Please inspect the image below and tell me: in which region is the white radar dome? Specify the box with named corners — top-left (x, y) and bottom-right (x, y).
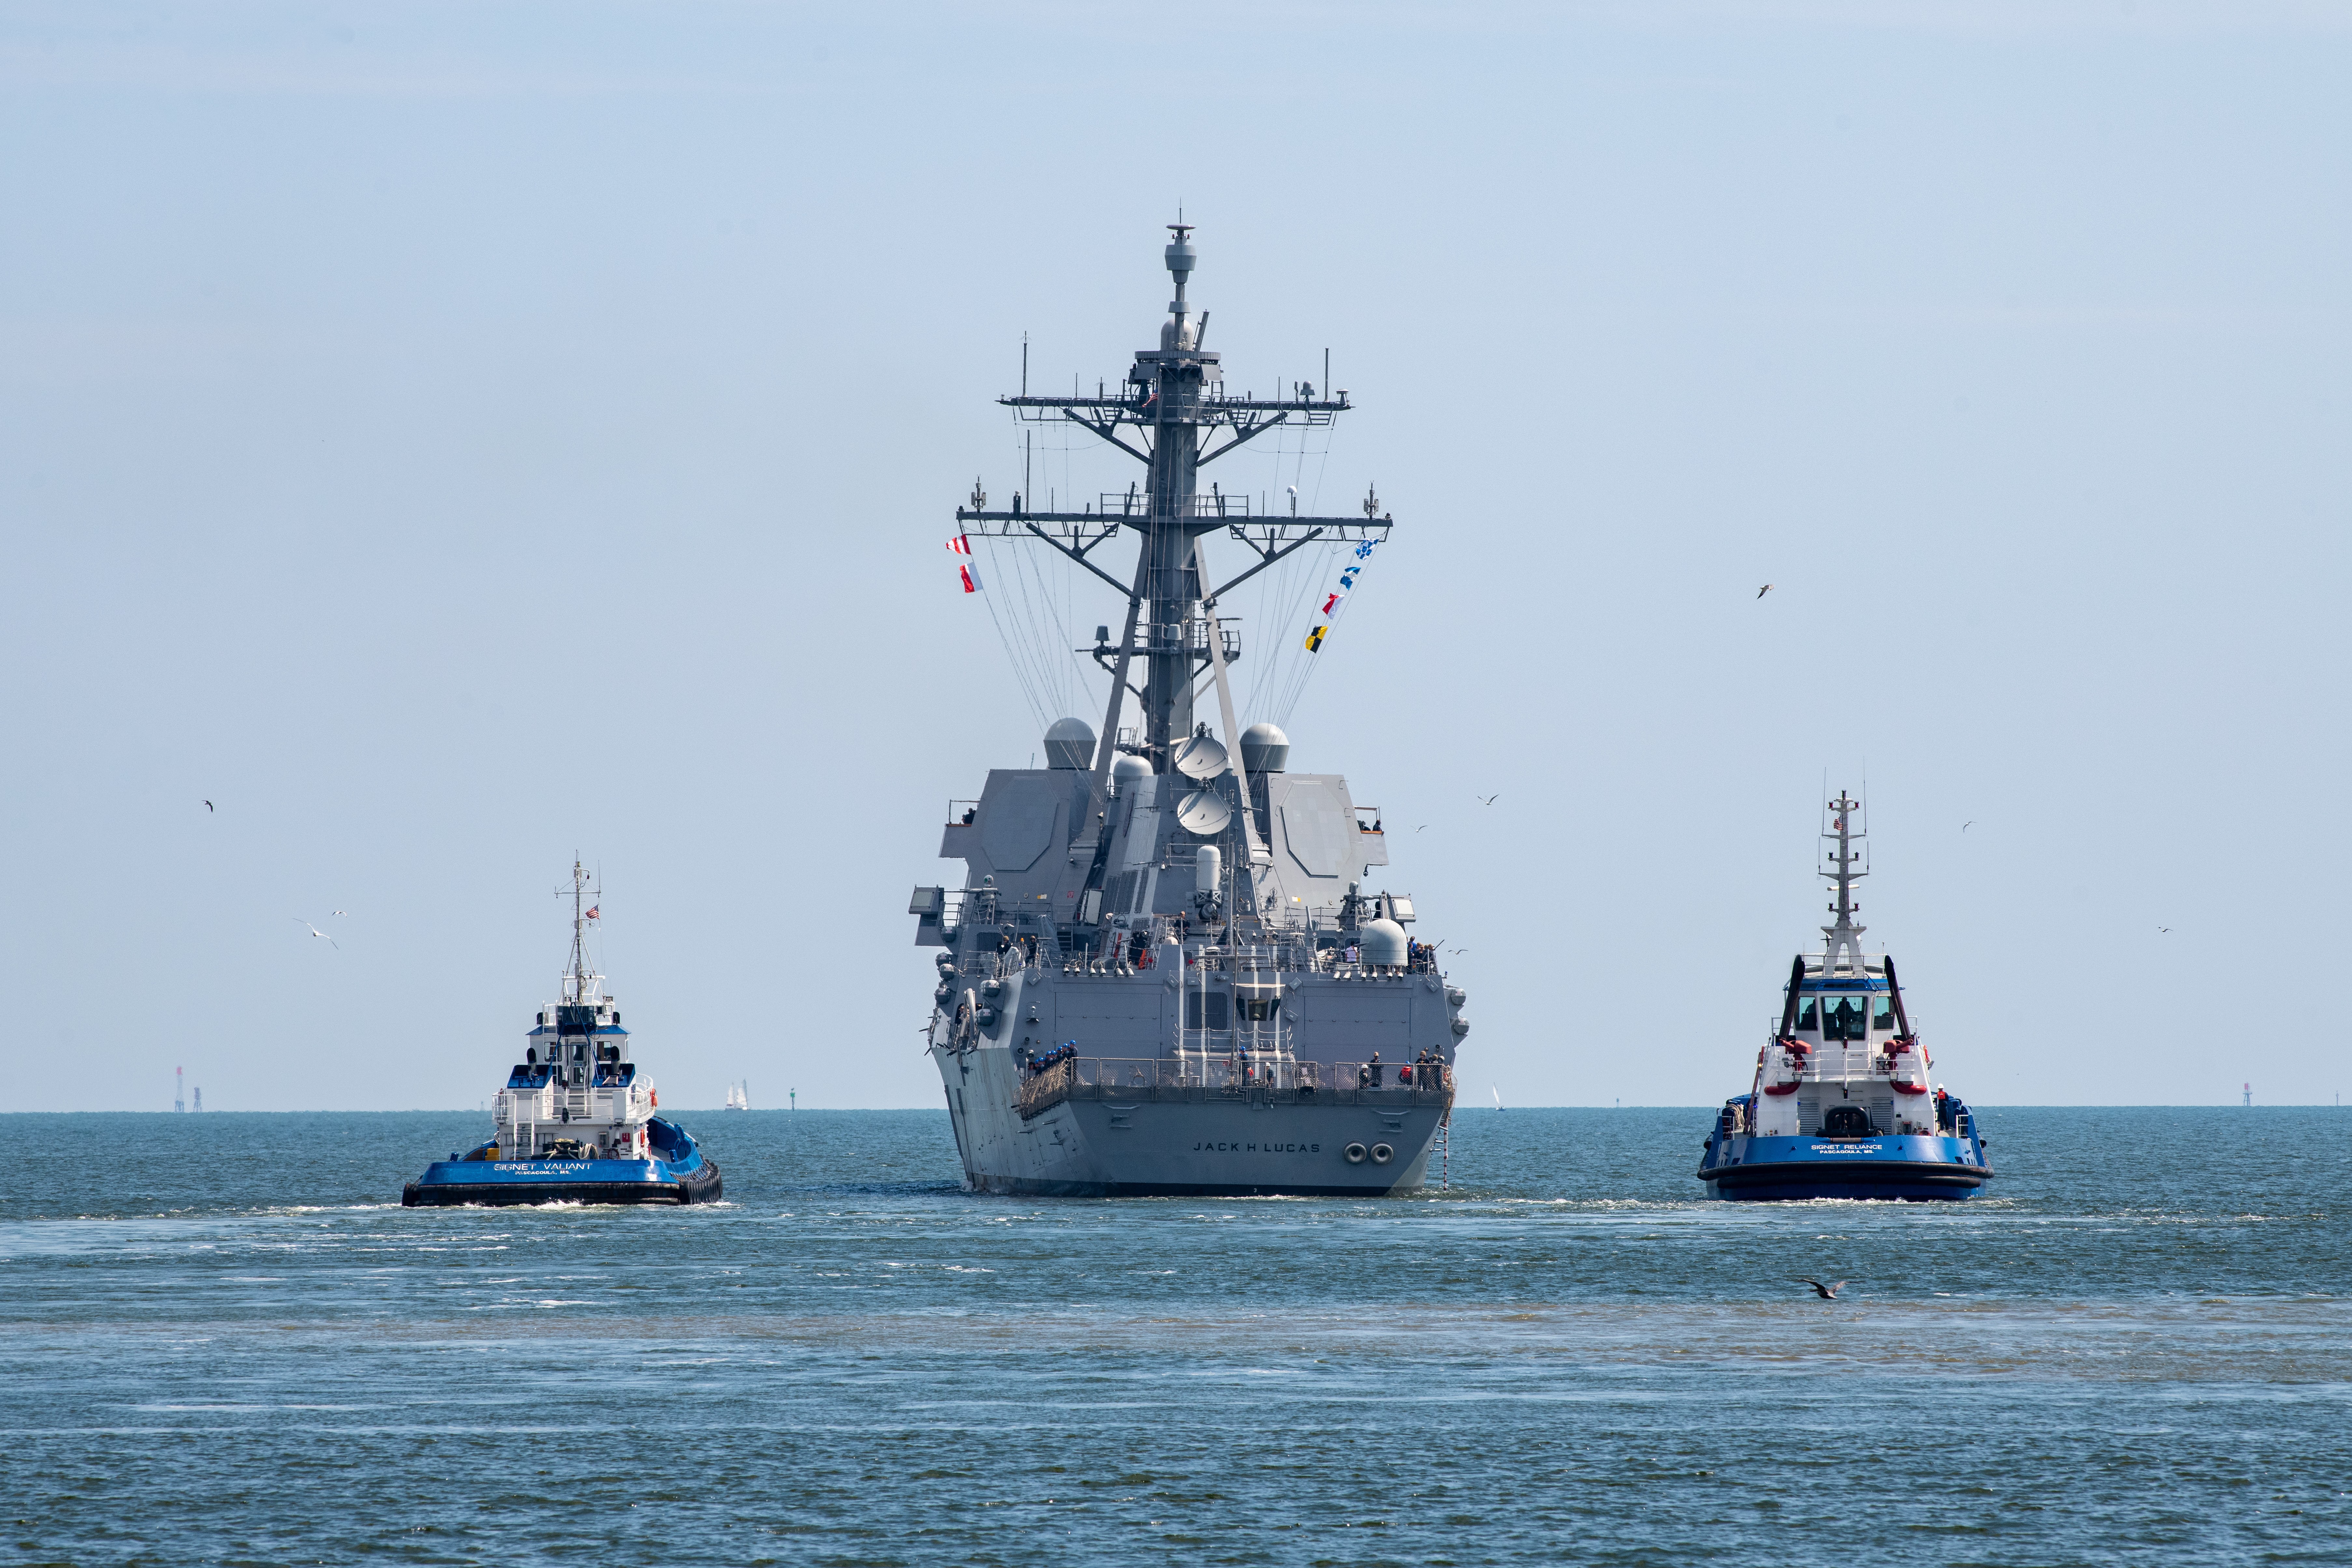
top-left (1360, 918), bottom-right (1409, 969)
top-left (1043, 716), bottom-right (1095, 770)
top-left (1240, 722), bottom-right (1290, 774)
top-left (1110, 754), bottom-right (1151, 794)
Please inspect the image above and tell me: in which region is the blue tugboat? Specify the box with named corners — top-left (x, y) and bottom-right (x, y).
top-left (403, 864), bottom-right (722, 1207)
top-left (1698, 795), bottom-right (1990, 1201)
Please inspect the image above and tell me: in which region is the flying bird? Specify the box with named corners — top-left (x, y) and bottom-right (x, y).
top-left (1477, 794), bottom-right (1500, 806)
top-left (1757, 584), bottom-right (1773, 599)
top-left (2158, 926), bottom-right (2170, 934)
top-left (1415, 824), bottom-right (1428, 833)
top-left (1797, 1278), bottom-right (1850, 1300)
top-left (1962, 821), bottom-right (1973, 832)
top-left (331, 910), bottom-right (348, 917)
top-left (294, 918), bottom-right (338, 950)
top-left (203, 800), bottom-right (214, 812)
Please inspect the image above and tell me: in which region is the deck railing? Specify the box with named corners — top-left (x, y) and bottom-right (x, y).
top-left (1016, 1056), bottom-right (1452, 1120)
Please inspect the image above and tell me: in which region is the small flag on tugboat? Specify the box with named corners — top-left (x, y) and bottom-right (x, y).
top-left (946, 534), bottom-right (975, 556)
top-left (1305, 625), bottom-right (1328, 653)
top-left (958, 561), bottom-right (983, 594)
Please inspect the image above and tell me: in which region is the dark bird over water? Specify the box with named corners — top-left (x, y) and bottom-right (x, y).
top-left (204, 800), bottom-right (214, 812)
top-left (1798, 1278), bottom-right (1850, 1300)
top-left (1757, 584), bottom-right (1773, 599)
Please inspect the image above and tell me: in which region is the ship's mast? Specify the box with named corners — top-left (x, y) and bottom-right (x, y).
top-left (561, 859), bottom-right (601, 1004)
top-left (1819, 792), bottom-right (1868, 977)
top-left (955, 223), bottom-right (1392, 928)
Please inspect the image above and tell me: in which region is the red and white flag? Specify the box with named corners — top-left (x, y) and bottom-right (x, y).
top-left (584, 905), bottom-right (600, 921)
top-left (1320, 591), bottom-right (1344, 616)
top-left (958, 562), bottom-right (983, 594)
top-left (946, 534), bottom-right (975, 556)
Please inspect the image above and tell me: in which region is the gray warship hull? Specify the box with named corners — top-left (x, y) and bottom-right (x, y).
top-left (915, 223), bottom-right (1467, 1197)
top-left (933, 1029), bottom-right (1452, 1199)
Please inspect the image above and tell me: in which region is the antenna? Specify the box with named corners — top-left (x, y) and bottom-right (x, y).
top-left (1819, 790), bottom-right (1868, 976)
top-left (558, 859), bottom-right (604, 1004)
top-left (174, 1066), bottom-right (185, 1114)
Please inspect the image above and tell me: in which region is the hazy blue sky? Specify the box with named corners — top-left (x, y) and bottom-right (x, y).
top-left (4, 2), bottom-right (2346, 1111)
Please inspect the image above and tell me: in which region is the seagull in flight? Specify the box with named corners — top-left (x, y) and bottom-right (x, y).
top-left (331, 910), bottom-right (348, 918)
top-left (294, 918), bottom-right (339, 950)
top-left (203, 800), bottom-right (214, 813)
top-left (1477, 794), bottom-right (1500, 806)
top-left (1757, 584), bottom-right (1773, 599)
top-left (2158, 926), bottom-right (2170, 934)
top-left (1797, 1278), bottom-right (1850, 1300)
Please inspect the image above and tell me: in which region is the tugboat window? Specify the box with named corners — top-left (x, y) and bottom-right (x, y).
top-left (1795, 997), bottom-right (1821, 1032)
top-left (1872, 996), bottom-right (1897, 1033)
top-left (1823, 996), bottom-right (1869, 1041)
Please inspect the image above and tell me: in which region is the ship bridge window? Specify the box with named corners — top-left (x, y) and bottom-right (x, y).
top-left (1823, 996), bottom-right (1869, 1041)
top-left (1238, 994), bottom-right (1280, 1022)
top-left (1795, 998), bottom-right (1820, 1033)
top-left (1873, 996), bottom-right (1897, 1033)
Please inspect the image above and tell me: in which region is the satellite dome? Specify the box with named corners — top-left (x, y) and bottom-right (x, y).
top-left (1043, 716), bottom-right (1095, 770)
top-left (1240, 722), bottom-right (1290, 774)
top-left (1110, 754), bottom-right (1151, 794)
top-left (1359, 917), bottom-right (1409, 969)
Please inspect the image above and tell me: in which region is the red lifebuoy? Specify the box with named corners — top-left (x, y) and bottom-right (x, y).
top-left (1890, 1080), bottom-right (1928, 1095)
top-left (1763, 1080), bottom-right (1801, 1096)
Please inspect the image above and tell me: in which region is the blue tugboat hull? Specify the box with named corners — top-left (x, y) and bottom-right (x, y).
top-left (402, 1134), bottom-right (721, 1207)
top-left (1699, 1134), bottom-right (1987, 1202)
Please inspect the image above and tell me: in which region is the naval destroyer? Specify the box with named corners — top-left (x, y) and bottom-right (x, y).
top-left (913, 225), bottom-right (1466, 1196)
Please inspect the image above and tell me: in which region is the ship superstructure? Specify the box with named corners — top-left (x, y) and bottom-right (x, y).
top-left (913, 225), bottom-right (1466, 1196)
top-left (404, 864), bottom-right (721, 1206)
top-left (1697, 796), bottom-right (1990, 1200)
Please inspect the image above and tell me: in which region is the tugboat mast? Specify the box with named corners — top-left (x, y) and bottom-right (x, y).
top-left (1820, 792), bottom-right (1868, 978)
top-left (955, 222), bottom-right (1393, 936)
top-left (561, 859), bottom-right (601, 1005)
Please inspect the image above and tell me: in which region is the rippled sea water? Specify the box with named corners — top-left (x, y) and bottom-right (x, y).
top-left (5, 1106), bottom-right (2347, 1566)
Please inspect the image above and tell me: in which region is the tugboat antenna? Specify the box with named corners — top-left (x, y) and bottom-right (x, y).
top-left (1820, 791), bottom-right (1868, 977)
top-left (559, 858), bottom-right (602, 1004)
